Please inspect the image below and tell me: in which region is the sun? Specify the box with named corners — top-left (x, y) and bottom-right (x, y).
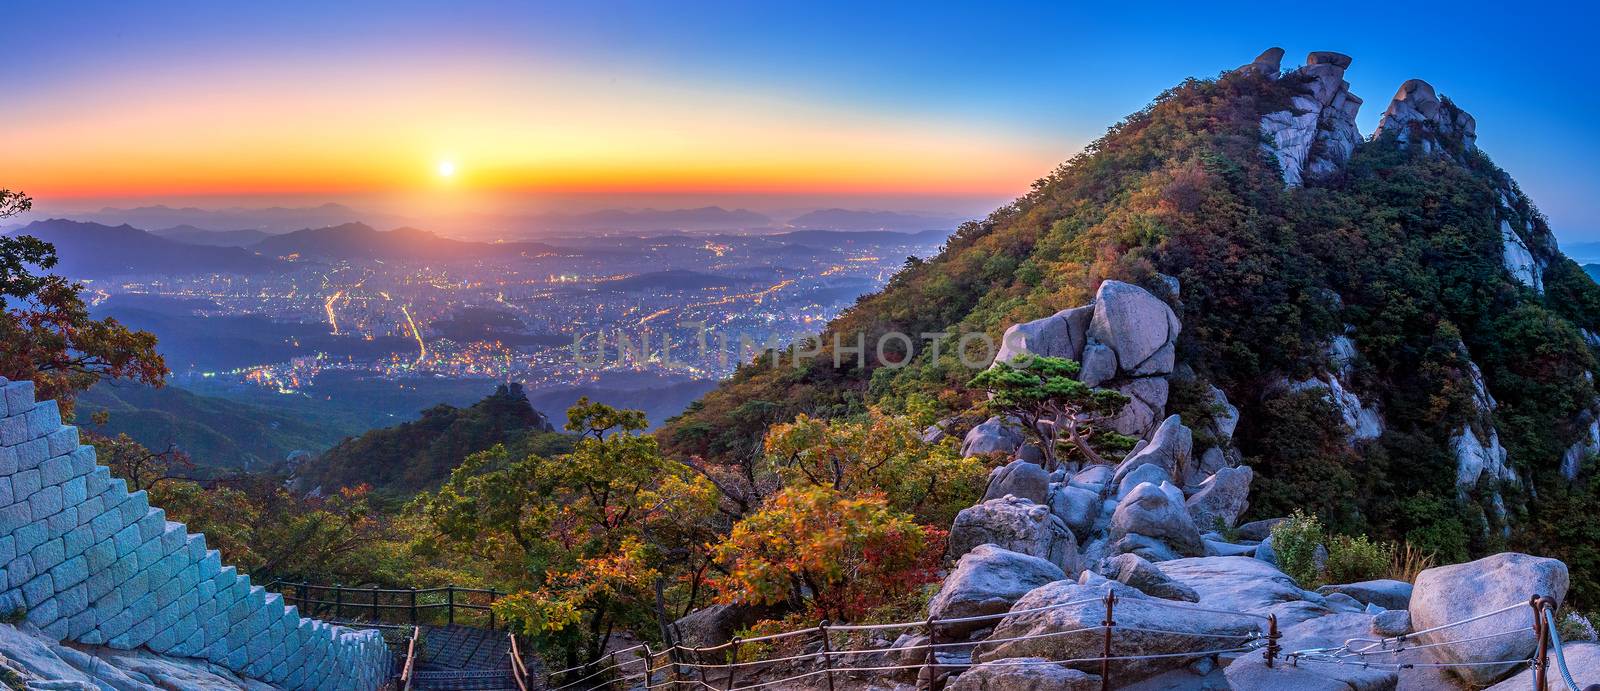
top-left (436, 160), bottom-right (456, 177)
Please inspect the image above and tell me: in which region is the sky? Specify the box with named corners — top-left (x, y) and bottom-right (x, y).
top-left (3, 1), bottom-right (1597, 241)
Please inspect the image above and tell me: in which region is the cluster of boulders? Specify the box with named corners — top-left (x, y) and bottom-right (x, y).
top-left (918, 277), bottom-right (1590, 690)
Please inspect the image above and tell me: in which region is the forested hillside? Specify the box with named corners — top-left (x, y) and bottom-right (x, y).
top-left (292, 383), bottom-right (569, 495)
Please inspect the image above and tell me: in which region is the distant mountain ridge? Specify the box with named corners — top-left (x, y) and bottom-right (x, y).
top-left (154, 225), bottom-right (276, 247)
top-left (250, 222), bottom-right (562, 262)
top-left (9, 219), bottom-right (284, 277)
top-left (785, 208), bottom-right (968, 232)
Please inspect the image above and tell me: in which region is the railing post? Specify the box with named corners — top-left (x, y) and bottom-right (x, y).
top-left (1265, 613), bottom-right (1280, 668)
top-left (490, 589), bottom-right (498, 630)
top-left (334, 586), bottom-right (344, 621)
top-left (409, 587), bottom-right (417, 625)
top-left (818, 619), bottom-right (835, 691)
top-left (692, 646), bottom-right (707, 685)
top-left (1533, 595), bottom-right (1550, 691)
top-left (922, 615), bottom-right (940, 691)
top-left (724, 637), bottom-right (741, 691)
top-left (1100, 590), bottom-right (1116, 691)
top-left (371, 584), bottom-right (380, 623)
top-left (447, 586), bottom-right (455, 625)
top-left (643, 643), bottom-right (655, 688)
top-left (607, 650), bottom-right (620, 691)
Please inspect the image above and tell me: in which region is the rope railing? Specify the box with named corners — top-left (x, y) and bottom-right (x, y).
top-left (548, 589), bottom-right (1596, 691)
top-left (546, 590), bottom-right (1278, 691)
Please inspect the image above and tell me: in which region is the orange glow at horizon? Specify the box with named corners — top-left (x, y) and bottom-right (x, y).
top-left (1, 55), bottom-right (1072, 205)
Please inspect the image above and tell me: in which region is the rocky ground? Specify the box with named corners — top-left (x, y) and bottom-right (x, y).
top-left (0, 620), bottom-right (279, 690)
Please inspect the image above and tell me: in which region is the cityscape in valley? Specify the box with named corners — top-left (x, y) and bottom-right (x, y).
top-left (7, 213), bottom-right (955, 436)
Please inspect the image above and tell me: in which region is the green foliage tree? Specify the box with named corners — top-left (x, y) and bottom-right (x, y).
top-left (418, 398), bottom-right (718, 665)
top-left (966, 354), bottom-right (1130, 469)
top-left (761, 408), bottom-right (987, 526)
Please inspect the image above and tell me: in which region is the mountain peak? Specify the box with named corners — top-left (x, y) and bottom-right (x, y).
top-left (1257, 48), bottom-right (1363, 186)
top-left (1375, 78), bottom-right (1478, 152)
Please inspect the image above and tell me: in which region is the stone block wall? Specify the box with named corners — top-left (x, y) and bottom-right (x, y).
top-left (0, 377), bottom-right (391, 690)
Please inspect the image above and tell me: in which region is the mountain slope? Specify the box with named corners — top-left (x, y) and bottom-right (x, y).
top-left (661, 48), bottom-right (1600, 594)
top-left (9, 219), bottom-right (284, 277)
top-left (79, 383), bottom-right (360, 472)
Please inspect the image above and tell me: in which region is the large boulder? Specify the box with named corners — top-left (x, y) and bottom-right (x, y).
top-left (1087, 281), bottom-right (1180, 376)
top-left (946, 659), bottom-right (1100, 691)
top-left (1484, 642), bottom-right (1600, 690)
top-left (994, 305), bottom-right (1095, 365)
top-left (1225, 652), bottom-right (1396, 691)
top-left (929, 545), bottom-right (1066, 639)
top-left (1047, 483), bottom-right (1100, 537)
top-left (1156, 556), bottom-right (1308, 616)
top-left (974, 581), bottom-right (1259, 684)
top-left (1109, 377), bottom-right (1169, 436)
top-left (1410, 552), bottom-right (1569, 686)
top-left (1111, 415), bottom-right (1192, 486)
top-left (984, 459), bottom-right (1051, 505)
top-left (949, 496), bottom-right (1078, 573)
top-left (1185, 465), bottom-right (1253, 531)
top-left (1316, 580), bottom-right (1413, 611)
top-left (1236, 518), bottom-right (1284, 542)
top-left (1079, 342), bottom-right (1117, 387)
top-left (963, 417), bottom-right (1026, 457)
top-left (1069, 464), bottom-right (1113, 493)
top-left (1108, 482), bottom-right (1204, 561)
top-left (673, 603), bottom-right (768, 647)
top-left (1115, 463), bottom-right (1171, 500)
top-left (1100, 553), bottom-right (1199, 602)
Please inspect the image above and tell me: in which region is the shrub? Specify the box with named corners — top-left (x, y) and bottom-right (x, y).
top-left (1325, 534), bottom-right (1396, 584)
top-left (1270, 510), bottom-right (1325, 587)
top-left (1386, 541), bottom-right (1437, 583)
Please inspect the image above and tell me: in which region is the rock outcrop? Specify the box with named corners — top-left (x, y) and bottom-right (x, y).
top-left (948, 496), bottom-right (1077, 573)
top-left (1258, 50), bottom-right (1363, 186)
top-left (974, 581), bottom-right (1259, 683)
top-left (1410, 553), bottom-right (1569, 686)
top-left (1185, 465), bottom-right (1252, 530)
top-left (1374, 78), bottom-right (1477, 153)
top-left (1108, 482), bottom-right (1205, 561)
top-left (983, 459), bottom-right (1051, 505)
top-left (993, 280), bottom-right (1179, 436)
top-left (1099, 553), bottom-right (1199, 602)
top-left (1110, 415), bottom-right (1191, 487)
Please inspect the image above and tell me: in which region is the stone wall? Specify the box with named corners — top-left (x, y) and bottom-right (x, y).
top-left (0, 377), bottom-right (391, 690)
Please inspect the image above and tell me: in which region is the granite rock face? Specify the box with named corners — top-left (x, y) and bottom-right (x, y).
top-left (0, 378), bottom-right (390, 691)
top-left (1258, 51), bottom-right (1363, 186)
top-left (1375, 78), bottom-right (1477, 152)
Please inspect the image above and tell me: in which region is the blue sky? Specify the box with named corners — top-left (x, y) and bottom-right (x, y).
top-left (4, 1), bottom-right (1597, 242)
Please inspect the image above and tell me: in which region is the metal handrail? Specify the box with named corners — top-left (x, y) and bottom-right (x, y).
top-left (400, 626), bottom-right (420, 691)
top-left (266, 581), bottom-right (503, 628)
top-left (509, 632), bottom-right (531, 691)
